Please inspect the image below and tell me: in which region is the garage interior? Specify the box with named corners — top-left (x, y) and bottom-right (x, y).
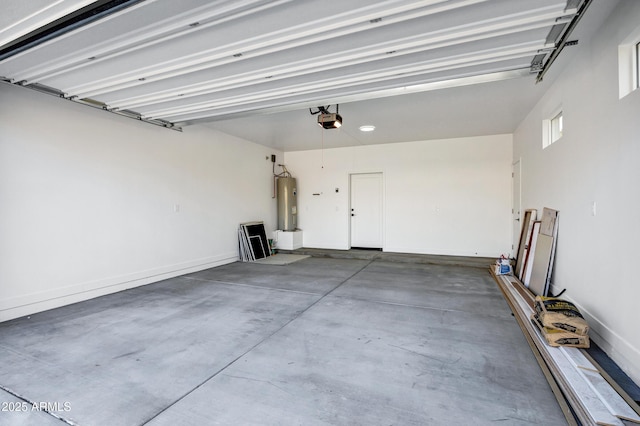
top-left (1, 0), bottom-right (640, 425)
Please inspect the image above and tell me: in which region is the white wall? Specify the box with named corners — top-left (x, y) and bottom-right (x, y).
top-left (513, 0), bottom-right (640, 384)
top-left (0, 83), bottom-right (279, 321)
top-left (284, 135), bottom-right (513, 257)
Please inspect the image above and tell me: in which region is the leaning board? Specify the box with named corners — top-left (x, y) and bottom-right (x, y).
top-left (515, 209), bottom-right (537, 279)
top-left (529, 233), bottom-right (554, 296)
top-left (522, 221), bottom-right (541, 287)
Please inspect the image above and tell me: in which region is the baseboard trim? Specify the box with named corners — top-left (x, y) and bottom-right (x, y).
top-left (383, 246), bottom-right (502, 258)
top-left (548, 283), bottom-right (640, 386)
top-left (0, 253), bottom-right (237, 322)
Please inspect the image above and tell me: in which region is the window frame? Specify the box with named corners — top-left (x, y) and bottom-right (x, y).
top-left (550, 111), bottom-right (563, 144)
top-left (542, 108), bottom-right (563, 149)
top-left (618, 28), bottom-right (640, 98)
top-left (636, 41), bottom-right (640, 90)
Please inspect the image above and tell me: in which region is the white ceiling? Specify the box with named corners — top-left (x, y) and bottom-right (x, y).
top-left (0, 0), bottom-right (615, 151)
top-left (206, 75), bottom-right (543, 151)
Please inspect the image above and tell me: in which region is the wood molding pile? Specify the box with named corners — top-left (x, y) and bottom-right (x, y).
top-left (491, 270), bottom-right (640, 426)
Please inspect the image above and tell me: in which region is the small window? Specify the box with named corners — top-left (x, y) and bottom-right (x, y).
top-left (618, 27), bottom-right (640, 98)
top-left (636, 41), bottom-right (640, 89)
top-left (542, 110), bottom-right (563, 149)
top-left (551, 111), bottom-right (563, 143)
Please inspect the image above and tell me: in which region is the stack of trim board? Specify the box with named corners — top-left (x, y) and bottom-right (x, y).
top-left (532, 296), bottom-right (590, 348)
top-left (492, 271), bottom-right (640, 426)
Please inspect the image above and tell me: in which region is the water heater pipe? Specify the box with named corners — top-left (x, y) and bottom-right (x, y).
top-left (273, 164), bottom-right (292, 198)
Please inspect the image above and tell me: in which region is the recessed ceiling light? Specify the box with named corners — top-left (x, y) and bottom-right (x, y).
top-left (359, 125), bottom-right (376, 132)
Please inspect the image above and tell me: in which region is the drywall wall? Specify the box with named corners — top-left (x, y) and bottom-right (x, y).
top-left (513, 0), bottom-right (640, 384)
top-left (284, 135), bottom-right (512, 257)
top-left (0, 83), bottom-right (279, 321)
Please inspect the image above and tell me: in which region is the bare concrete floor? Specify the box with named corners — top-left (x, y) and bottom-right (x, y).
top-left (0, 257), bottom-right (567, 425)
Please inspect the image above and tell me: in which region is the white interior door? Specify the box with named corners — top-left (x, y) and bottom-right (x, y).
top-left (512, 160), bottom-right (522, 257)
top-left (350, 173), bottom-right (383, 248)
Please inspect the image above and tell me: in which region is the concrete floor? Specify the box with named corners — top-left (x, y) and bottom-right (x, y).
top-left (0, 256), bottom-right (567, 425)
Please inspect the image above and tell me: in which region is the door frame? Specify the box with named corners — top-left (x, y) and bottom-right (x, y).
top-left (512, 159), bottom-right (522, 257)
top-left (349, 172), bottom-right (384, 249)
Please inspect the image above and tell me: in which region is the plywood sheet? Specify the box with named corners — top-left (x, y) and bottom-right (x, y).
top-left (529, 233), bottom-right (554, 296)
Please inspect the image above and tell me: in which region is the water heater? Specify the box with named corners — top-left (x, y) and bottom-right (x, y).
top-left (277, 177), bottom-right (297, 231)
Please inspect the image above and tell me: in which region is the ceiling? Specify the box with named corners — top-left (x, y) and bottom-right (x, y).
top-left (0, 0), bottom-right (613, 151)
